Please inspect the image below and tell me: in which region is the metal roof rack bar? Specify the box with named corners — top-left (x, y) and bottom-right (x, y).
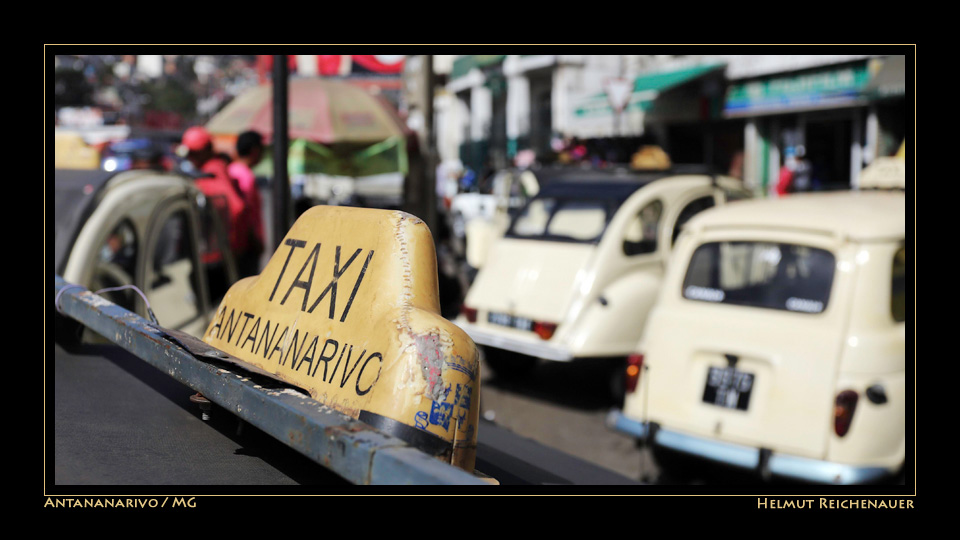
top-left (52, 275), bottom-right (487, 485)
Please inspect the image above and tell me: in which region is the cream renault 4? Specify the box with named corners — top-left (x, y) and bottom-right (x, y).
top-left (608, 171), bottom-right (907, 484)
top-left (454, 166), bottom-right (748, 393)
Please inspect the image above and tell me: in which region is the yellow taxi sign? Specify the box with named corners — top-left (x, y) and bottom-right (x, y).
top-left (203, 206), bottom-right (481, 472)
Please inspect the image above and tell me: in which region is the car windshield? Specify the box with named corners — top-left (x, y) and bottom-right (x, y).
top-left (506, 196), bottom-right (617, 243)
top-left (682, 241), bottom-right (835, 314)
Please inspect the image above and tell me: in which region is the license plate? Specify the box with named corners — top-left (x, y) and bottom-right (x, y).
top-left (702, 366), bottom-right (754, 411)
top-left (488, 311), bottom-right (533, 332)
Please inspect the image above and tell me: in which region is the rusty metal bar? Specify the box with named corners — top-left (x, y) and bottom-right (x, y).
top-left (53, 275), bottom-right (486, 485)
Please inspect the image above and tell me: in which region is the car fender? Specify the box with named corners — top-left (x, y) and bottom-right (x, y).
top-left (563, 270), bottom-right (663, 358)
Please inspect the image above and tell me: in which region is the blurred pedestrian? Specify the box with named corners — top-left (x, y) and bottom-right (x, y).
top-left (792, 145), bottom-right (812, 192)
top-left (229, 130), bottom-right (267, 277)
top-left (570, 137), bottom-right (587, 163)
top-left (776, 147), bottom-right (797, 197)
top-left (180, 126), bottom-right (245, 270)
top-left (460, 168), bottom-right (477, 192)
top-left (728, 150), bottom-right (744, 180)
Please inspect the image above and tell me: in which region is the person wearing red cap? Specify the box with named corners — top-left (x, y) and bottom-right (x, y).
top-left (181, 126), bottom-right (249, 281)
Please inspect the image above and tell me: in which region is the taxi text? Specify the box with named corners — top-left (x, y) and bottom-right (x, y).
top-left (209, 306), bottom-right (382, 396)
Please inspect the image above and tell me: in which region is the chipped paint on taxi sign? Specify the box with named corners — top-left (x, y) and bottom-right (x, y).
top-left (202, 206), bottom-right (481, 472)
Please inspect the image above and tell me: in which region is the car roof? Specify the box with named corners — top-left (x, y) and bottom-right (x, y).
top-left (538, 178), bottom-right (654, 200)
top-left (686, 191), bottom-right (906, 241)
top-left (532, 163), bottom-right (713, 181)
top-left (533, 166), bottom-right (705, 200)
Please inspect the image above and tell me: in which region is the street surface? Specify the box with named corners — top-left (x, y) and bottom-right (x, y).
top-left (52, 341), bottom-right (348, 486)
top-left (476, 354), bottom-right (649, 481)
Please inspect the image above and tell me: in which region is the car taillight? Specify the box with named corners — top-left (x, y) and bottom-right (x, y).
top-left (533, 321), bottom-right (557, 340)
top-left (460, 305), bottom-right (477, 323)
top-left (625, 353), bottom-right (644, 394)
top-left (834, 390), bottom-right (858, 437)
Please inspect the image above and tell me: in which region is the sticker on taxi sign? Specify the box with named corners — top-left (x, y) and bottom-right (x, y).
top-left (203, 206), bottom-right (481, 472)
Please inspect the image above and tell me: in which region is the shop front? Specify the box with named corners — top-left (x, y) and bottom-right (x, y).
top-left (725, 56), bottom-right (905, 195)
top-left (449, 55), bottom-right (508, 177)
top-left (567, 62), bottom-right (729, 165)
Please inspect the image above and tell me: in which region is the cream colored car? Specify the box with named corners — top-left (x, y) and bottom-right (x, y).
top-left (608, 187), bottom-right (906, 484)
top-left (55, 169), bottom-right (237, 339)
top-left (454, 167), bottom-right (748, 393)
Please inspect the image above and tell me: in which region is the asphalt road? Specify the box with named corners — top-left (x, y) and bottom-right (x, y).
top-left (476, 354), bottom-right (647, 480)
top-left (51, 340), bottom-right (349, 486)
top-left (51, 336), bottom-right (641, 487)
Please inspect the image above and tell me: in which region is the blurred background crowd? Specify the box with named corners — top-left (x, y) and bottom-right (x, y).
top-left (53, 53), bottom-right (907, 310)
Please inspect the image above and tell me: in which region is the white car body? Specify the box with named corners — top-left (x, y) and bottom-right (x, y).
top-left (455, 168), bottom-right (748, 380)
top-left (610, 187), bottom-right (906, 484)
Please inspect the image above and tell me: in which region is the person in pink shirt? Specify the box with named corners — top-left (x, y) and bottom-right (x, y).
top-left (228, 130), bottom-right (266, 277)
top-left (181, 126), bottom-right (245, 261)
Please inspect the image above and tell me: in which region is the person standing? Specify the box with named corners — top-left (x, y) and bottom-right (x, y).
top-left (792, 145), bottom-right (812, 193)
top-left (228, 130), bottom-right (266, 277)
top-left (181, 126), bottom-right (246, 272)
top-left (776, 147), bottom-right (798, 197)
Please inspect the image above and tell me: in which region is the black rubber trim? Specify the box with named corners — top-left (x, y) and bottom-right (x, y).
top-left (359, 410), bottom-right (453, 457)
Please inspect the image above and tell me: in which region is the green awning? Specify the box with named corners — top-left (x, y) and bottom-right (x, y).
top-left (450, 55), bottom-right (506, 80)
top-left (633, 63), bottom-right (725, 93)
top-left (574, 63), bottom-right (724, 118)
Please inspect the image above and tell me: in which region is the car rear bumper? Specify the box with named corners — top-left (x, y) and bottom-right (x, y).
top-left (606, 409), bottom-right (892, 484)
top-left (455, 321), bottom-right (574, 361)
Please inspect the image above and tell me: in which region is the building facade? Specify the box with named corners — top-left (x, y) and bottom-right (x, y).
top-left (430, 53), bottom-right (907, 195)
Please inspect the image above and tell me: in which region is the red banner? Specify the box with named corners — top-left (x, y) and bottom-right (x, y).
top-left (317, 55), bottom-right (343, 75)
top-left (256, 55), bottom-right (404, 80)
top-left (350, 55), bottom-right (405, 74)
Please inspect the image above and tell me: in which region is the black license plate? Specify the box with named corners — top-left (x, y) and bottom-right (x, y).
top-left (487, 311), bottom-right (533, 332)
top-left (703, 366), bottom-right (754, 411)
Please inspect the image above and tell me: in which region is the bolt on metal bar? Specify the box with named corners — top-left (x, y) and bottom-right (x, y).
top-left (53, 275), bottom-right (487, 485)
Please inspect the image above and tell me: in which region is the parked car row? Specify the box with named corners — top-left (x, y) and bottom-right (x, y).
top-left (454, 165), bottom-right (749, 399)
top-left (451, 158), bottom-right (907, 484)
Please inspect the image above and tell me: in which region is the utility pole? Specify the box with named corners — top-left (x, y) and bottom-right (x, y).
top-left (272, 55), bottom-right (291, 250)
top-left (403, 55), bottom-right (438, 233)
top-left (424, 55), bottom-right (438, 234)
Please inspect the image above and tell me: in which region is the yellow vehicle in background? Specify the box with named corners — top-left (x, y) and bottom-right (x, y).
top-left (54, 131), bottom-right (100, 170)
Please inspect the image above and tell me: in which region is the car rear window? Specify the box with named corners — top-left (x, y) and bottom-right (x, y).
top-left (507, 197), bottom-right (617, 243)
top-left (682, 241), bottom-right (835, 314)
